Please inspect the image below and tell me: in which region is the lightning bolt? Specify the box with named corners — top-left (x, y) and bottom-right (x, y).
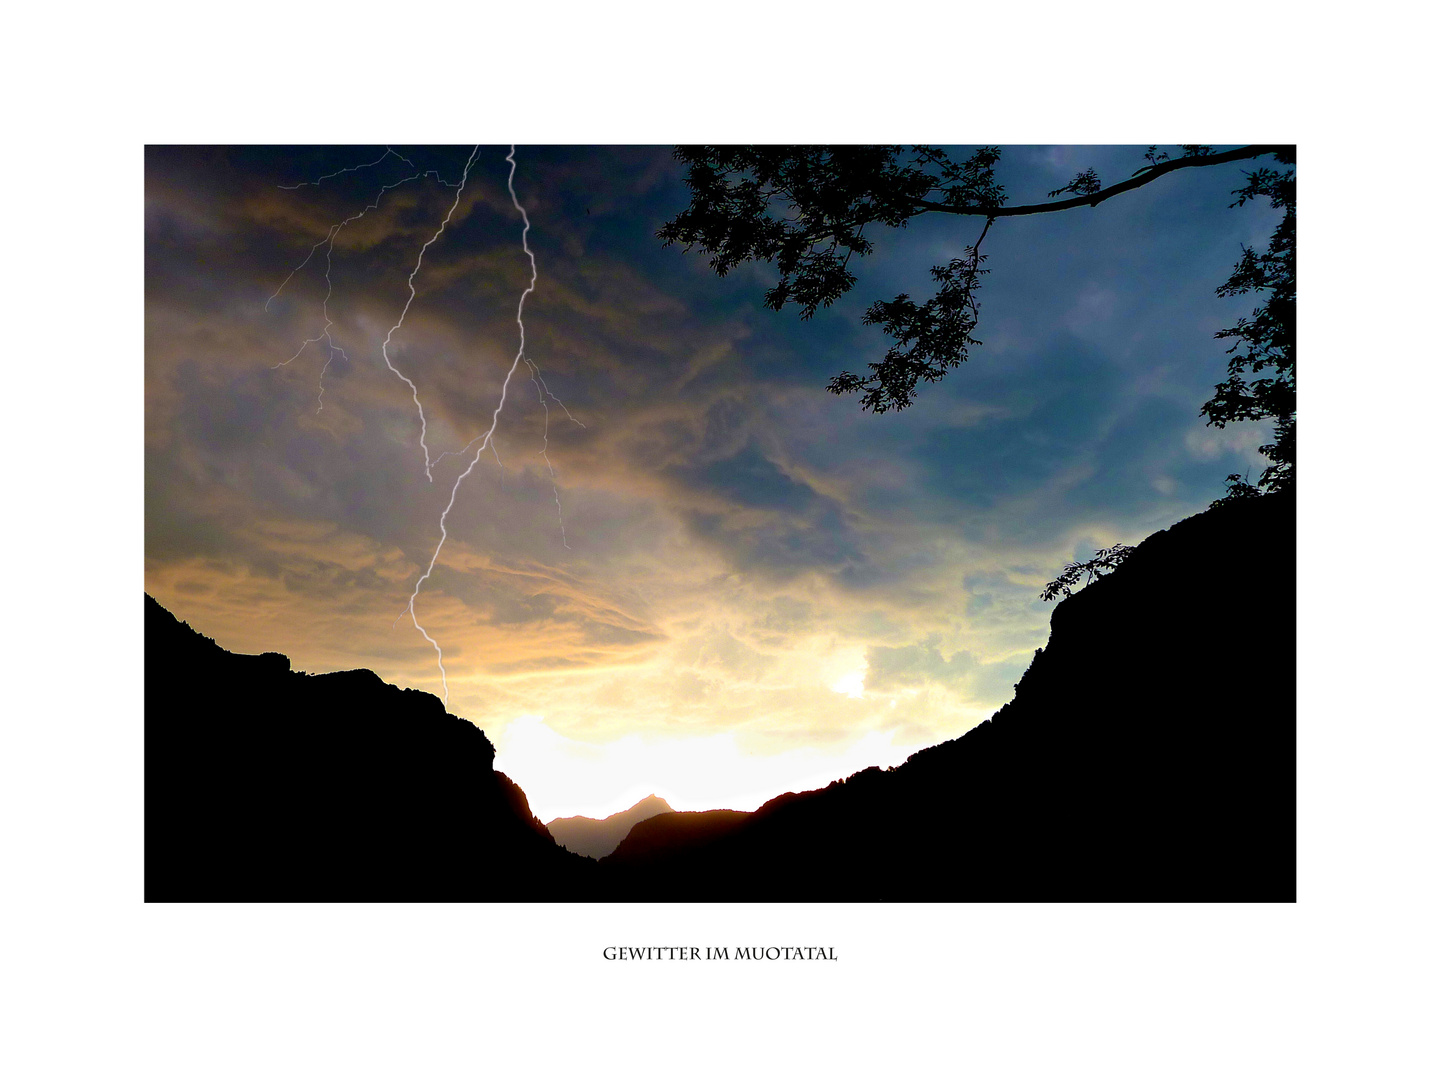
top-left (378, 145), bottom-right (481, 482)
top-left (526, 357), bottom-right (586, 549)
top-left (277, 147), bottom-right (404, 191)
top-left (314, 342), bottom-right (347, 414)
top-left (400, 145), bottom-right (540, 706)
top-left (267, 147), bottom-right (460, 414)
top-left (269, 145), bottom-right (581, 709)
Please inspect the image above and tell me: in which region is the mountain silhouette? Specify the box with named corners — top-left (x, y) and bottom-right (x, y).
top-left (145, 492), bottom-right (1293, 901)
top-left (594, 491), bottom-right (1296, 901)
top-left (603, 809), bottom-right (752, 867)
top-left (144, 595), bottom-right (594, 900)
top-left (546, 794), bottom-right (674, 859)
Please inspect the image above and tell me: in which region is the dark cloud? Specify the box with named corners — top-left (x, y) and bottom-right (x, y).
top-left (670, 444), bottom-right (820, 514)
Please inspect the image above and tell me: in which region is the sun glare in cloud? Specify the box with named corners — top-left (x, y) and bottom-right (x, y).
top-left (494, 714), bottom-right (914, 823)
top-left (822, 649), bottom-right (868, 700)
top-left (829, 668), bottom-right (866, 699)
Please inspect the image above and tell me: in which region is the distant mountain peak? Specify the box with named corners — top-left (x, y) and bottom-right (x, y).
top-left (546, 794), bottom-right (676, 859)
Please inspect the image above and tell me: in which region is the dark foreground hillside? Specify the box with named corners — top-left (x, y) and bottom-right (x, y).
top-left (598, 493), bottom-right (1296, 901)
top-left (144, 596), bottom-right (594, 900)
top-left (606, 809), bottom-right (753, 866)
top-left (146, 492), bottom-right (1293, 901)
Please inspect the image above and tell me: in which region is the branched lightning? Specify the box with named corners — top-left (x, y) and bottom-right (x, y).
top-left (267, 147), bottom-right (460, 413)
top-left (277, 147), bottom-right (397, 191)
top-left (526, 357), bottom-right (586, 548)
top-left (270, 144), bottom-right (582, 709)
top-left (379, 145), bottom-right (482, 482)
top-left (315, 342), bottom-right (348, 414)
top-left (400, 146), bottom-right (543, 706)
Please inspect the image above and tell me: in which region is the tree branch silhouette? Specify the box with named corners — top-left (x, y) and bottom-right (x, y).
top-left (910, 144), bottom-right (1287, 218)
top-left (660, 143), bottom-right (1295, 495)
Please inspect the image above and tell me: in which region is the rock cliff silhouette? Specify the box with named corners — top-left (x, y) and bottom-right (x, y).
top-left (144, 595), bottom-right (593, 900)
top-left (596, 492), bottom-right (1295, 900)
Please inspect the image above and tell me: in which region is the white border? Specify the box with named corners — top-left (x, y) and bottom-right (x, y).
top-left (5, 1), bottom-right (1434, 1075)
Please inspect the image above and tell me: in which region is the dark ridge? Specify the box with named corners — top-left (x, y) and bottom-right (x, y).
top-left (594, 492), bottom-right (1296, 901)
top-left (546, 794), bottom-right (674, 859)
top-left (602, 809), bottom-right (752, 868)
top-left (144, 595), bottom-right (595, 900)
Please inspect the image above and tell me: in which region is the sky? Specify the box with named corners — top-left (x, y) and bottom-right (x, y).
top-left (144, 145), bottom-right (1283, 821)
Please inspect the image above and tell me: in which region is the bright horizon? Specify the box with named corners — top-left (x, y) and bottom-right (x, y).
top-left (495, 709), bottom-right (924, 823)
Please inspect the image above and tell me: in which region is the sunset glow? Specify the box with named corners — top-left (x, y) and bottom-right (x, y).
top-left (495, 714), bottom-right (916, 822)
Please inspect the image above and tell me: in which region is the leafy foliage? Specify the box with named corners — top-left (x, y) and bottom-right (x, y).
top-left (658, 145), bottom-right (1005, 324)
top-left (1143, 145), bottom-right (1215, 166)
top-left (1048, 167), bottom-right (1101, 199)
top-left (1040, 544), bottom-right (1135, 601)
top-left (1202, 150), bottom-right (1295, 502)
top-left (830, 239), bottom-right (990, 412)
top-left (660, 144), bottom-right (1296, 494)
